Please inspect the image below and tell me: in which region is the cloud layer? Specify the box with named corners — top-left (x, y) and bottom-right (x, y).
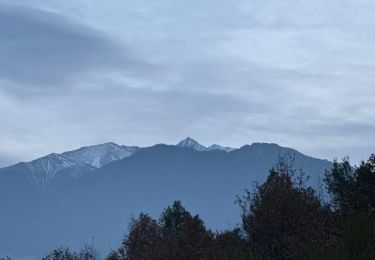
top-left (0, 0), bottom-right (374, 166)
top-left (0, 5), bottom-right (119, 88)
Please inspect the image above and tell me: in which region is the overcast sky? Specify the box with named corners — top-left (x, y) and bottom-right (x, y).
top-left (0, 0), bottom-right (374, 167)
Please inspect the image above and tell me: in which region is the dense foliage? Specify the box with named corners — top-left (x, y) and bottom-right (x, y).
top-left (42, 245), bottom-right (100, 260)
top-left (110, 201), bottom-right (256, 260)
top-left (236, 158), bottom-right (334, 259)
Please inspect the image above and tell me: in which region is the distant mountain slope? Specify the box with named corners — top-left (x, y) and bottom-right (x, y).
top-left (0, 153), bottom-right (94, 188)
top-left (0, 140), bottom-right (332, 259)
top-left (62, 142), bottom-right (140, 168)
top-left (207, 144), bottom-right (235, 152)
top-left (0, 142), bottom-right (140, 188)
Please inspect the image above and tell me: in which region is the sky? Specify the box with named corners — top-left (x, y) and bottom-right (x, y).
top-left (0, 0), bottom-right (374, 167)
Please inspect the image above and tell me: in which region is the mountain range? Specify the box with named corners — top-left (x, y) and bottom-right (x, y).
top-left (0, 138), bottom-right (332, 259)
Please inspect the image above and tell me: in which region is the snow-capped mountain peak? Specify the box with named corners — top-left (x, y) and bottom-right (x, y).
top-left (207, 144), bottom-right (235, 152)
top-left (0, 142), bottom-right (141, 187)
top-left (22, 153), bottom-right (92, 186)
top-left (177, 137), bottom-right (207, 151)
top-left (62, 142), bottom-right (140, 168)
top-left (27, 153), bottom-right (76, 173)
top-left (176, 138), bottom-right (236, 152)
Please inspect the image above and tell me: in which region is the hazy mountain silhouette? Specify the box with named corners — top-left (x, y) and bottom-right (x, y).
top-left (0, 138), bottom-right (332, 258)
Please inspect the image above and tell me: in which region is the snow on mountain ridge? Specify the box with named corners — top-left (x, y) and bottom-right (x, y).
top-left (2, 139), bottom-right (237, 187)
top-left (177, 137), bottom-right (207, 151)
top-left (177, 137), bottom-right (235, 152)
top-left (207, 144), bottom-right (235, 152)
top-left (2, 143), bottom-right (141, 187)
top-left (23, 153), bottom-right (93, 186)
top-left (62, 142), bottom-right (140, 168)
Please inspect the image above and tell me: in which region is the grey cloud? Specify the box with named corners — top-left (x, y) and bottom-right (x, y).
top-left (0, 4), bottom-right (144, 92)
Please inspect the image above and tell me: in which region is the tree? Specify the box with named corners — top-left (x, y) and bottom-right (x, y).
top-left (325, 154), bottom-right (375, 215)
top-left (105, 250), bottom-right (125, 260)
top-left (322, 154), bottom-right (375, 258)
top-left (158, 200), bottom-right (214, 259)
top-left (159, 200), bottom-right (190, 238)
top-left (116, 201), bottom-right (216, 259)
top-left (213, 229), bottom-right (256, 259)
top-left (43, 245), bottom-right (100, 260)
top-left (122, 213), bottom-right (163, 260)
top-left (78, 244), bottom-right (100, 260)
top-left (237, 158), bottom-right (333, 259)
top-left (43, 247), bottom-right (78, 260)
top-left (173, 214), bottom-right (214, 259)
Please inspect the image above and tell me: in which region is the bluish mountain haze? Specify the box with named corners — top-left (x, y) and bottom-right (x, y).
top-left (0, 138), bottom-right (332, 259)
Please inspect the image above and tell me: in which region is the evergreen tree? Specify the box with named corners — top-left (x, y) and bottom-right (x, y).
top-left (159, 200), bottom-right (190, 238)
top-left (158, 200), bottom-right (215, 259)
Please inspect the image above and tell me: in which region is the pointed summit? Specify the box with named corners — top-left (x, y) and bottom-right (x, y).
top-left (177, 137), bottom-right (207, 151)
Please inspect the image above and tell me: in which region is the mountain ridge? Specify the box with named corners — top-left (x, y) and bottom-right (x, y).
top-left (0, 138), bottom-right (331, 189)
top-left (0, 139), bottom-right (333, 258)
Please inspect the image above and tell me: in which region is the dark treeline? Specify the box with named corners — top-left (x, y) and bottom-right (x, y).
top-left (5, 154), bottom-right (375, 260)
